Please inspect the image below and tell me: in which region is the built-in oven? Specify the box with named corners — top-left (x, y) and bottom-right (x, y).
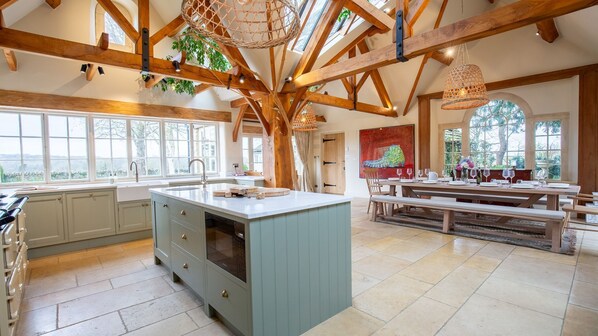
top-left (205, 212), bottom-right (246, 282)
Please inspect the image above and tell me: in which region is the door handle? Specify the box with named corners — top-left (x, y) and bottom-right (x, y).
top-left (323, 161), bottom-right (337, 165)
top-left (323, 183), bottom-right (337, 187)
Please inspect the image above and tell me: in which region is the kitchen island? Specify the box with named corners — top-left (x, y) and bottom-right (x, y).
top-left (150, 184), bottom-right (352, 336)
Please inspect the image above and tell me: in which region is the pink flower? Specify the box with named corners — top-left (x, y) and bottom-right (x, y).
top-left (456, 165), bottom-right (462, 171)
top-left (468, 161), bottom-right (474, 168)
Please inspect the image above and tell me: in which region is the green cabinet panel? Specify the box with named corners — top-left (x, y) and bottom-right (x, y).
top-left (66, 191), bottom-right (116, 241)
top-left (118, 200), bottom-right (151, 233)
top-left (206, 263), bottom-right (249, 335)
top-left (171, 244), bottom-right (204, 297)
top-left (151, 194), bottom-right (170, 266)
top-left (23, 193), bottom-right (67, 248)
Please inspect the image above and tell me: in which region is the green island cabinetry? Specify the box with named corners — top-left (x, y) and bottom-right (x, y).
top-left (151, 183), bottom-right (352, 336)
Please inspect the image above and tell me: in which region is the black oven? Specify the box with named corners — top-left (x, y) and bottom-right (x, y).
top-left (205, 211), bottom-right (246, 282)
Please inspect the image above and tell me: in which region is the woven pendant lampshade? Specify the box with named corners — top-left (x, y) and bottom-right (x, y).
top-left (181, 0), bottom-right (300, 49)
top-left (441, 45), bottom-right (489, 110)
top-left (292, 105), bottom-right (317, 132)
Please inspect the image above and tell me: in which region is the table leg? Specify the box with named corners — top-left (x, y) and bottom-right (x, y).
top-left (546, 195), bottom-right (559, 211)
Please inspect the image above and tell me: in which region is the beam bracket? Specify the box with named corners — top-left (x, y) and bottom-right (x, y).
top-left (395, 10), bottom-right (408, 62)
top-left (141, 28), bottom-right (150, 74)
top-left (227, 74), bottom-right (232, 90)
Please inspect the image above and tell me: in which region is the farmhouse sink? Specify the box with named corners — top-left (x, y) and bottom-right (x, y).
top-left (116, 180), bottom-right (169, 202)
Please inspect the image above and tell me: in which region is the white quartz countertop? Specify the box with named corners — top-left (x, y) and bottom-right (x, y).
top-left (12, 183), bottom-right (117, 195)
top-left (150, 183), bottom-right (351, 219)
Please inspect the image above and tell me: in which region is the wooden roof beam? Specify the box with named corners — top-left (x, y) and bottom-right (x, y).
top-left (136, 0), bottom-right (150, 54)
top-left (356, 71), bottom-right (371, 92)
top-left (239, 89), bottom-right (270, 136)
top-left (345, 0), bottom-right (395, 32)
top-left (429, 50), bottom-right (453, 66)
top-left (3, 48), bottom-right (16, 71)
top-left (97, 0), bottom-right (139, 42)
top-left (194, 83), bottom-right (212, 95)
top-left (151, 15), bottom-right (186, 45)
top-left (233, 105), bottom-right (248, 142)
top-left (144, 75), bottom-right (164, 88)
top-left (45, 0), bottom-right (60, 9)
top-left (295, 0), bottom-right (598, 88)
top-left (97, 32), bottom-right (109, 50)
top-left (357, 40), bottom-right (392, 108)
top-left (0, 28), bottom-right (268, 92)
top-left (405, 0), bottom-right (430, 27)
top-left (306, 92), bottom-right (396, 117)
top-left (536, 19), bottom-right (559, 43)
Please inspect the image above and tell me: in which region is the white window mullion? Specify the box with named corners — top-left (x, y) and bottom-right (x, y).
top-left (126, 119), bottom-right (133, 179)
top-left (42, 113), bottom-right (51, 184)
top-left (88, 115), bottom-right (97, 182)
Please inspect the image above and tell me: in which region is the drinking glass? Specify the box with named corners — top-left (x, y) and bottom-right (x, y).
top-left (424, 168), bottom-right (430, 178)
top-left (483, 168), bottom-right (491, 182)
top-left (407, 168), bottom-right (413, 180)
top-left (502, 168), bottom-right (510, 184)
top-left (417, 169), bottom-right (423, 180)
top-left (396, 168), bottom-right (403, 179)
top-left (508, 169), bottom-right (515, 185)
top-left (470, 168), bottom-right (477, 183)
top-left (536, 168), bottom-right (546, 186)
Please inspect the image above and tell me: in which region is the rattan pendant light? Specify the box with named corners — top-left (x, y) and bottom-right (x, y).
top-left (441, 44), bottom-right (489, 110)
top-left (292, 104), bottom-right (317, 132)
top-left (181, 0), bottom-right (300, 49)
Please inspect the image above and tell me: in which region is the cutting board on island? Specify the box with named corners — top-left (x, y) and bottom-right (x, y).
top-left (213, 186), bottom-right (291, 197)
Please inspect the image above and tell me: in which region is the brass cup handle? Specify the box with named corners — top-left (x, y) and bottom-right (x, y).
top-left (221, 289), bottom-right (229, 298)
top-left (180, 210), bottom-right (186, 216)
top-left (181, 234), bottom-right (187, 240)
top-left (162, 204), bottom-right (168, 208)
top-left (182, 263), bottom-right (188, 269)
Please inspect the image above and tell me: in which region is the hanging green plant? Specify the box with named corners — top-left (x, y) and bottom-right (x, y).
top-left (145, 28), bottom-right (232, 96)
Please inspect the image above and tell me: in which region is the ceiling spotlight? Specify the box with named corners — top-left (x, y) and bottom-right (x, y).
top-left (393, 106), bottom-right (397, 111)
top-left (535, 31), bottom-right (540, 36)
top-left (383, 8), bottom-right (390, 13)
top-left (172, 60), bottom-right (181, 73)
top-left (98, 66), bottom-right (105, 76)
top-left (285, 76), bottom-right (293, 83)
top-left (143, 75), bottom-right (152, 82)
top-left (80, 64), bottom-right (88, 73)
top-left (239, 74), bottom-right (245, 84)
top-left (445, 48), bottom-right (455, 57)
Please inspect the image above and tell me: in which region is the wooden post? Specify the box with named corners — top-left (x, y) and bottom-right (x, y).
top-left (417, 96), bottom-right (431, 170)
top-left (262, 95), bottom-right (295, 189)
top-left (579, 68), bottom-right (598, 194)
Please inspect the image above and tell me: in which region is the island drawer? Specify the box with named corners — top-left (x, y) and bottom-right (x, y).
top-left (206, 263), bottom-right (249, 335)
top-left (171, 221), bottom-right (204, 260)
top-left (171, 245), bottom-right (204, 297)
top-left (169, 201), bottom-right (202, 228)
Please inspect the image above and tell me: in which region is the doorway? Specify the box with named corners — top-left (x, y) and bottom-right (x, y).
top-left (321, 133), bottom-right (345, 195)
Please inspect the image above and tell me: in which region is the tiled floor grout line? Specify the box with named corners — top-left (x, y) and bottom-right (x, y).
top-left (560, 231), bottom-right (586, 335)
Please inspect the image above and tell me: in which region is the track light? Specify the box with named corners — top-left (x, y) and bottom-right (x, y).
top-left (239, 74), bottom-right (245, 84)
top-left (98, 67), bottom-right (105, 76)
top-left (143, 75), bottom-right (151, 82)
top-left (161, 78), bottom-right (168, 84)
top-left (80, 64), bottom-right (88, 73)
top-left (383, 8), bottom-right (390, 13)
top-left (285, 76), bottom-right (293, 83)
top-left (172, 60), bottom-right (181, 73)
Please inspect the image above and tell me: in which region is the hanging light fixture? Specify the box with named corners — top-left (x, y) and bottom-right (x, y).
top-left (441, 44), bottom-right (489, 110)
top-left (181, 0), bottom-right (300, 49)
top-left (292, 104), bottom-right (317, 132)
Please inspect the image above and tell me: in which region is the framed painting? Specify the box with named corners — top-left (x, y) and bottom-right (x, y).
top-left (359, 124), bottom-right (415, 178)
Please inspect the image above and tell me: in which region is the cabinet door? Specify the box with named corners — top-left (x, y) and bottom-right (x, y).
top-left (66, 191), bottom-right (116, 241)
top-left (152, 196), bottom-right (170, 265)
top-left (22, 194), bottom-right (66, 248)
top-left (118, 201), bottom-right (151, 233)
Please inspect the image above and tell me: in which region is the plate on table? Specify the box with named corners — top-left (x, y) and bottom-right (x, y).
top-left (449, 181), bottom-right (467, 186)
top-left (422, 180), bottom-right (438, 184)
top-left (519, 180), bottom-right (540, 185)
top-left (387, 177), bottom-right (401, 181)
top-left (548, 183), bottom-right (570, 189)
top-left (438, 177), bottom-right (452, 182)
top-left (400, 179), bottom-right (414, 183)
top-left (511, 184), bottom-right (535, 189)
top-left (480, 182), bottom-right (498, 187)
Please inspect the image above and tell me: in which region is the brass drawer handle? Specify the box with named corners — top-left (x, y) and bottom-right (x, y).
top-left (162, 204), bottom-right (168, 208)
top-left (221, 289), bottom-right (229, 298)
top-left (180, 210), bottom-right (186, 216)
top-left (182, 263), bottom-right (188, 269)
top-left (181, 234), bottom-right (187, 240)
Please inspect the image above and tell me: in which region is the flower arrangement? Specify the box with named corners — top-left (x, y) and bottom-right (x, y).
top-left (455, 156), bottom-right (475, 171)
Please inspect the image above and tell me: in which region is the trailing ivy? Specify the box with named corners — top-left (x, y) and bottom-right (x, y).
top-left (145, 28), bottom-right (232, 96)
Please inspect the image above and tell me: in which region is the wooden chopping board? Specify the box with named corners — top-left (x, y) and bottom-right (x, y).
top-left (213, 187), bottom-right (290, 198)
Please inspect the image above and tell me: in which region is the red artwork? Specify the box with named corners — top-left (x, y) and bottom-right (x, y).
top-left (359, 125), bottom-right (415, 178)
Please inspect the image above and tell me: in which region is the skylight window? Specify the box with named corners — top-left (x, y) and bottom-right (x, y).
top-left (292, 0), bottom-right (329, 52)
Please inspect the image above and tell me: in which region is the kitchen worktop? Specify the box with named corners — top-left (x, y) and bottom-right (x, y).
top-left (150, 183), bottom-right (351, 219)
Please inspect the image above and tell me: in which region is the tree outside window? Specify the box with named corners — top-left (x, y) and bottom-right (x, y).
top-left (535, 121), bottom-right (562, 180)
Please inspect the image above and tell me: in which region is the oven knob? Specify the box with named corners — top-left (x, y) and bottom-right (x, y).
top-left (221, 290), bottom-right (229, 298)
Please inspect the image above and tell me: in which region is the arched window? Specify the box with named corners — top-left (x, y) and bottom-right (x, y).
top-left (469, 100), bottom-right (526, 168)
top-left (95, 3), bottom-right (134, 51)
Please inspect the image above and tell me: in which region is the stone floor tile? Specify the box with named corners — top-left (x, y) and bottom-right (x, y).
top-left (186, 307), bottom-right (218, 329)
top-left (352, 253), bottom-right (411, 280)
top-left (570, 280), bottom-right (598, 310)
top-left (462, 255), bottom-right (502, 273)
top-left (562, 304), bottom-right (598, 336)
top-left (492, 254), bottom-right (575, 294)
top-left (124, 313), bottom-right (198, 336)
top-left (41, 312), bottom-right (125, 336)
top-left (16, 305), bottom-right (57, 336)
top-left (477, 277), bottom-right (569, 318)
top-left (302, 307), bottom-right (384, 336)
top-left (23, 280), bottom-right (112, 312)
top-left (77, 261), bottom-right (146, 286)
top-left (163, 274), bottom-right (187, 292)
top-left (366, 236), bottom-right (404, 252)
top-left (380, 239), bottom-right (439, 263)
top-left (58, 277), bottom-right (173, 328)
top-left (28, 255), bottom-right (59, 269)
top-left (98, 246), bottom-right (154, 268)
top-left (435, 238), bottom-right (487, 257)
top-left (119, 290), bottom-right (201, 331)
top-left (184, 321), bottom-right (234, 336)
top-left (351, 245), bottom-right (377, 262)
top-left (110, 265), bottom-right (168, 288)
top-left (399, 254), bottom-right (467, 284)
top-left (577, 249), bottom-right (598, 266)
top-left (512, 246), bottom-right (578, 265)
top-left (575, 262), bottom-right (598, 284)
top-left (437, 294), bottom-right (563, 336)
top-left (373, 297), bottom-right (456, 336)
top-left (424, 265), bottom-right (490, 308)
top-left (352, 271), bottom-right (381, 297)
top-left (475, 242), bottom-right (515, 260)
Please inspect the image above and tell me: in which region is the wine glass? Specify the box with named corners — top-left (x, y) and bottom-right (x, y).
top-left (536, 168), bottom-right (546, 186)
top-left (502, 168), bottom-right (510, 185)
top-left (424, 168), bottom-right (430, 179)
top-left (396, 168), bottom-right (403, 180)
top-left (470, 168), bottom-right (477, 183)
top-left (407, 168), bottom-right (413, 180)
top-left (508, 169), bottom-right (515, 185)
top-left (417, 169), bottom-right (423, 180)
top-left (483, 167), bottom-right (491, 182)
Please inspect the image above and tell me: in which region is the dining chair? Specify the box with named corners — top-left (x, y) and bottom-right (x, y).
top-left (364, 168), bottom-right (390, 215)
top-left (562, 193), bottom-right (598, 233)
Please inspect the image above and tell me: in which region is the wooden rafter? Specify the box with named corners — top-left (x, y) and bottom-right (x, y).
top-left (96, 0), bottom-right (139, 42)
top-left (345, 0), bottom-right (395, 32)
top-left (45, 0), bottom-right (60, 9)
top-left (402, 0), bottom-right (448, 116)
top-left (306, 92), bottom-right (396, 117)
top-left (0, 0), bottom-right (16, 11)
top-left (405, 0), bottom-right (430, 27)
top-left (295, 0), bottom-right (598, 88)
top-left (233, 105), bottom-right (248, 142)
top-left (97, 32), bottom-right (109, 50)
top-left (150, 15), bottom-right (186, 45)
top-left (0, 28), bottom-right (268, 92)
top-left (239, 88), bottom-right (270, 135)
top-left (356, 40), bottom-right (392, 108)
top-left (85, 64), bottom-right (97, 81)
top-left (194, 83), bottom-right (212, 95)
top-left (144, 75), bottom-right (164, 88)
top-left (429, 50), bottom-right (453, 66)
top-left (536, 19), bottom-right (559, 43)
top-left (3, 49), bottom-right (16, 71)
top-left (356, 71), bottom-right (371, 92)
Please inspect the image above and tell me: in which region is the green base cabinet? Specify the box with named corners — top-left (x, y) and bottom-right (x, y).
top-left (118, 200), bottom-right (151, 233)
top-left (151, 193), bottom-right (351, 336)
top-left (66, 191), bottom-right (116, 242)
top-left (23, 193), bottom-right (67, 248)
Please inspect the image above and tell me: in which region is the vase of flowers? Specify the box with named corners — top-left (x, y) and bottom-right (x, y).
top-left (455, 156), bottom-right (475, 182)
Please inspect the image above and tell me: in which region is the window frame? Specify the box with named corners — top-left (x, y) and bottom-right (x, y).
top-left (46, 114), bottom-right (90, 182)
top-left (0, 111), bottom-right (45, 184)
top-left (241, 134), bottom-right (263, 173)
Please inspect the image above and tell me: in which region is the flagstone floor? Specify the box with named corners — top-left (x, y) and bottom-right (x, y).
top-left (17, 199), bottom-right (598, 336)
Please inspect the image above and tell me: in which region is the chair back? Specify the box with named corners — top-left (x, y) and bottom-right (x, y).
top-left (364, 168), bottom-right (383, 195)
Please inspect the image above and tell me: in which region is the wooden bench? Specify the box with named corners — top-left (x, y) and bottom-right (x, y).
top-left (371, 195), bottom-right (566, 252)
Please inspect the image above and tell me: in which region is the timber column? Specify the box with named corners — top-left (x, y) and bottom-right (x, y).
top-left (262, 94), bottom-right (295, 189)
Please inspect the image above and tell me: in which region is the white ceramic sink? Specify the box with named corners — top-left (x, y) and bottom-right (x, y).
top-left (116, 180), bottom-right (169, 202)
